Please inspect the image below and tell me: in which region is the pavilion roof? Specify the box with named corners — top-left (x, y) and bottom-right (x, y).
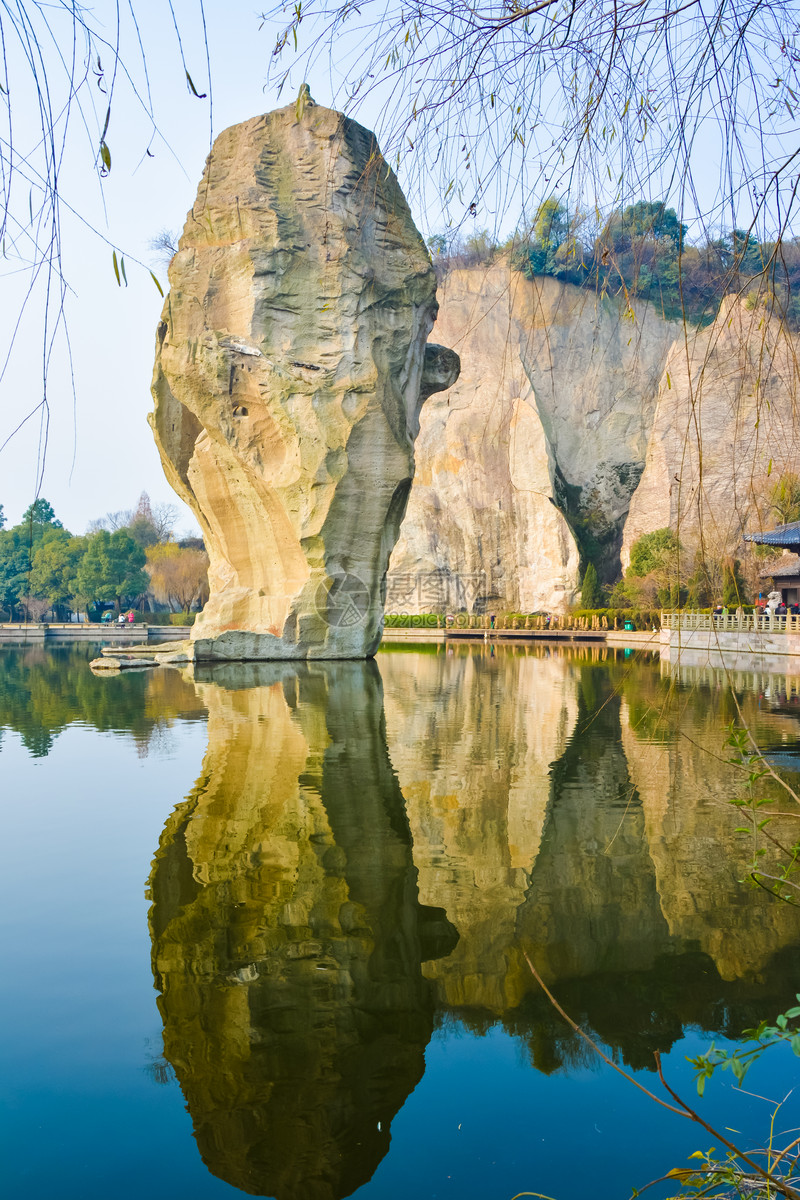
top-left (745, 520), bottom-right (800, 547)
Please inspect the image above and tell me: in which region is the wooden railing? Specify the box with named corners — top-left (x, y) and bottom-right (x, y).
top-left (661, 611), bottom-right (800, 634)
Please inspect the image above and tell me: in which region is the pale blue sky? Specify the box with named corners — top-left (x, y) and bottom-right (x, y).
top-left (0, 0), bottom-right (794, 535)
top-left (0, 1), bottom-right (349, 534)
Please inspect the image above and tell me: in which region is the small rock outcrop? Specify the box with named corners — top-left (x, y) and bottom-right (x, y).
top-left (150, 104), bottom-right (459, 660)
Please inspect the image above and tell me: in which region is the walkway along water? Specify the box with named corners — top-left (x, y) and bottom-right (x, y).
top-left (385, 612), bottom-right (800, 661)
top-left (0, 623), bottom-right (187, 643)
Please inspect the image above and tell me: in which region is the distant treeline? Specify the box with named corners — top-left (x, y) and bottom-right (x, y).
top-left (428, 199), bottom-right (800, 328)
top-left (0, 493), bottom-right (208, 622)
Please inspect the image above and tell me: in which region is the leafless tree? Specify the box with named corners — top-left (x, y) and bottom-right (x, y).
top-left (146, 544), bottom-right (209, 612)
top-left (87, 492), bottom-right (178, 545)
top-left (20, 595), bottom-right (50, 622)
top-left (148, 229), bottom-right (181, 269)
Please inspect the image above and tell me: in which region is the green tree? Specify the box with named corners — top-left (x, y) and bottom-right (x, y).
top-left (579, 562), bottom-right (603, 609)
top-left (76, 529), bottom-right (148, 611)
top-left (628, 528), bottom-right (681, 578)
top-left (685, 560), bottom-right (714, 609)
top-left (531, 198), bottom-right (563, 274)
top-left (426, 234), bottom-right (447, 258)
top-left (511, 197), bottom-right (587, 284)
top-left (721, 556), bottom-right (748, 608)
top-left (604, 201), bottom-right (685, 249)
top-left (623, 528), bottom-right (683, 607)
top-left (29, 533), bottom-right (86, 616)
top-left (0, 501), bottom-right (70, 619)
top-left (768, 473), bottom-right (800, 526)
top-left (21, 498), bottom-right (62, 529)
top-left (596, 202), bottom-right (686, 314)
top-left (0, 527), bottom-right (30, 619)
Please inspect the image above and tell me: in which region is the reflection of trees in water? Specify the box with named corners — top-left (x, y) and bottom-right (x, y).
top-left (504, 945), bottom-right (800, 1076)
top-left (0, 643), bottom-right (205, 756)
top-left (149, 661), bottom-right (456, 1200)
top-left (146, 648), bottom-right (800, 1200)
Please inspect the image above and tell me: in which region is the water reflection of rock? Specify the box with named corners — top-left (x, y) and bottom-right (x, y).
top-left (148, 645), bottom-right (800, 1200)
top-left (517, 673), bottom-right (672, 984)
top-left (380, 645), bottom-right (579, 1013)
top-left (620, 686), bottom-right (800, 983)
top-left (380, 647), bottom-right (800, 1066)
top-left (149, 660), bottom-right (456, 1200)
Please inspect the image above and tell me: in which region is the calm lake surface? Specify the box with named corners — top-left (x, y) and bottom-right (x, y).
top-left (2, 640), bottom-right (800, 1200)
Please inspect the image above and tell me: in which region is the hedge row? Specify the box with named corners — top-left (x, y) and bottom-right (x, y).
top-left (382, 609), bottom-right (662, 630)
top-left (384, 613), bottom-right (443, 627)
top-left (144, 611), bottom-right (197, 626)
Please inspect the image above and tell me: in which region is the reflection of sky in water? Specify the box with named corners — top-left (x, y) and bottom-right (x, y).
top-left (1, 641), bottom-right (800, 1200)
top-left (764, 750), bottom-right (800, 771)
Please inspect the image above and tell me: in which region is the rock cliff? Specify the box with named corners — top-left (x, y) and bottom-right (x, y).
top-left (387, 272), bottom-right (800, 609)
top-left (621, 297), bottom-right (800, 566)
top-left (150, 103), bottom-right (458, 660)
top-left (387, 267), bottom-right (678, 612)
top-left (153, 152), bottom-right (800, 625)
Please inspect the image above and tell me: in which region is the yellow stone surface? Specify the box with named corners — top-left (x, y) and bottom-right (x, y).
top-left (150, 104), bottom-right (458, 660)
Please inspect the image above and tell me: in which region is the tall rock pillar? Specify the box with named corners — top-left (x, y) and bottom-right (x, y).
top-left (150, 103), bottom-right (459, 660)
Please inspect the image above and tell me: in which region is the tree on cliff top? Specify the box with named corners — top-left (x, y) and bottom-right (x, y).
top-left (266, 0), bottom-right (800, 259)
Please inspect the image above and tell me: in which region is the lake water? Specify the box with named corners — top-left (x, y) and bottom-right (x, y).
top-left (2, 640), bottom-right (800, 1200)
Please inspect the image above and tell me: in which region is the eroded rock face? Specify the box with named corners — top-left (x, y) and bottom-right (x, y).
top-left (621, 297), bottom-right (800, 565)
top-left (150, 103), bottom-right (459, 660)
top-left (387, 267), bottom-right (677, 612)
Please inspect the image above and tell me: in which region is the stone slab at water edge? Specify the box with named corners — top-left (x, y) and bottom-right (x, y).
top-left (150, 100), bottom-right (459, 661)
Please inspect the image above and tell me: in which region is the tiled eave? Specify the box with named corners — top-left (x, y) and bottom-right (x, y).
top-left (759, 552), bottom-right (800, 580)
top-left (745, 520), bottom-right (800, 549)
